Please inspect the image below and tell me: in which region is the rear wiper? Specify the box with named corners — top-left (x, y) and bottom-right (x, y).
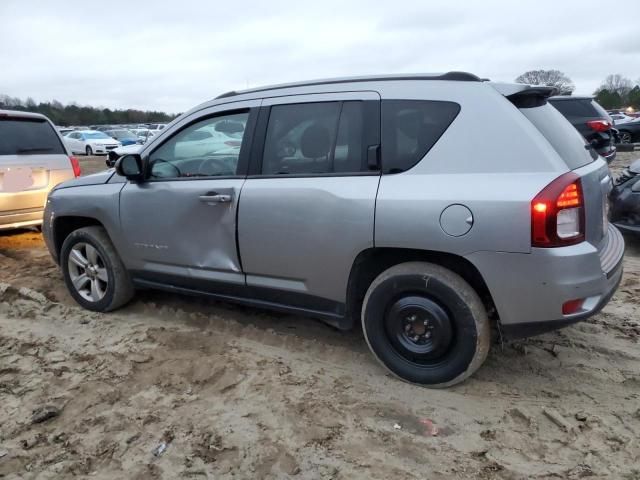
top-left (16, 147), bottom-right (54, 154)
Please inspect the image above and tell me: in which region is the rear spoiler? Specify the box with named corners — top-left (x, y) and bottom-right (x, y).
top-left (490, 83), bottom-right (558, 108)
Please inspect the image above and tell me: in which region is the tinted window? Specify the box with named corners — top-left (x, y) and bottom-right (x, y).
top-left (549, 99), bottom-right (600, 118)
top-left (381, 100), bottom-right (460, 174)
top-left (262, 101), bottom-right (368, 175)
top-left (149, 111), bottom-right (249, 179)
top-left (589, 100), bottom-right (611, 120)
top-left (0, 118), bottom-right (65, 155)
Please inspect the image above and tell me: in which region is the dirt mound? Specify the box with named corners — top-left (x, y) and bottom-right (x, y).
top-left (0, 153), bottom-right (639, 479)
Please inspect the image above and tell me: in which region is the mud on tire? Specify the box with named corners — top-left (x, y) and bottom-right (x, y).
top-left (361, 261), bottom-right (490, 387)
top-left (60, 226), bottom-right (134, 312)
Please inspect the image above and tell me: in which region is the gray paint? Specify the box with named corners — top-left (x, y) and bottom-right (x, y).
top-left (42, 75), bottom-right (624, 331)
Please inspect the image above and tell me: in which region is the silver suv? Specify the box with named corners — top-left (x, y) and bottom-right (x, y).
top-left (1, 110), bottom-right (79, 230)
top-left (42, 73), bottom-right (624, 386)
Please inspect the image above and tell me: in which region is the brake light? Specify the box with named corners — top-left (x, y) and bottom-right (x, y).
top-left (586, 120), bottom-right (611, 132)
top-left (531, 172), bottom-right (584, 247)
top-left (69, 156), bottom-right (81, 177)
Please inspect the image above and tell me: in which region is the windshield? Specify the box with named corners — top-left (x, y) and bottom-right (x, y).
top-left (84, 131), bottom-right (112, 139)
top-left (0, 117), bottom-right (65, 155)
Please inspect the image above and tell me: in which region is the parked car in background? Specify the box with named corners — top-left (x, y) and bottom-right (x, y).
top-left (57, 127), bottom-right (74, 136)
top-left (63, 130), bottom-right (121, 155)
top-left (1, 109), bottom-right (80, 230)
top-left (105, 143), bottom-right (142, 167)
top-left (548, 96), bottom-right (617, 162)
top-left (42, 73), bottom-right (623, 387)
top-left (610, 157), bottom-right (640, 234)
top-left (132, 128), bottom-right (158, 144)
top-left (147, 123), bottom-right (167, 131)
top-left (613, 118), bottom-right (640, 144)
top-left (609, 113), bottom-right (634, 125)
top-left (104, 129), bottom-right (140, 146)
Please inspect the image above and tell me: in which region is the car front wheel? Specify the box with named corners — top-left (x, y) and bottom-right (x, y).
top-left (362, 262), bottom-right (490, 387)
top-left (86, 145), bottom-right (93, 156)
top-left (61, 226), bottom-right (134, 312)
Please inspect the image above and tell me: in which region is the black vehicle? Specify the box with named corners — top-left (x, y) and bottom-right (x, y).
top-left (610, 158), bottom-right (640, 234)
top-left (548, 96), bottom-right (617, 162)
top-left (615, 120), bottom-right (640, 144)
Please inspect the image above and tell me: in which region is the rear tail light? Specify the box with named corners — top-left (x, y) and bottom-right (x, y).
top-left (586, 120), bottom-right (611, 132)
top-left (531, 172), bottom-right (584, 247)
top-left (69, 156), bottom-right (81, 177)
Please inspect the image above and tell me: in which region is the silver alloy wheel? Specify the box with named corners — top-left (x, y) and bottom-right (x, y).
top-left (67, 242), bottom-right (108, 302)
top-left (620, 132), bottom-right (632, 144)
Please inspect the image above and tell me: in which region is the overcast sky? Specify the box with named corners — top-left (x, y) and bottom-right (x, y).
top-left (1, 0), bottom-right (638, 113)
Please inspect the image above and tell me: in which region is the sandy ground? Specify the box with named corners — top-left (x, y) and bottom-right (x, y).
top-left (1, 154), bottom-right (639, 479)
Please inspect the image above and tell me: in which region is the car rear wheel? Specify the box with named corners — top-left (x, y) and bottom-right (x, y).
top-left (619, 131), bottom-right (632, 144)
top-left (86, 145), bottom-right (93, 156)
top-left (61, 226), bottom-right (134, 312)
top-left (361, 262), bottom-right (490, 387)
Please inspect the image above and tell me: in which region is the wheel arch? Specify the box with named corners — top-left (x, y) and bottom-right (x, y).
top-left (52, 216), bottom-right (105, 261)
top-left (345, 247), bottom-right (497, 329)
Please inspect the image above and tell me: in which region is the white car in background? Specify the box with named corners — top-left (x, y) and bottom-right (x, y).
top-left (610, 113), bottom-right (634, 125)
top-left (63, 130), bottom-right (121, 156)
top-left (132, 128), bottom-right (159, 144)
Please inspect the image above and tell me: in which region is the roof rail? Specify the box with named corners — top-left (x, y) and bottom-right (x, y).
top-left (214, 71), bottom-right (481, 99)
top-left (215, 90), bottom-right (237, 99)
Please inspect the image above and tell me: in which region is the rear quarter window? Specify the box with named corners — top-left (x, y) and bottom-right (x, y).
top-left (381, 100), bottom-right (460, 174)
top-left (0, 117), bottom-right (65, 156)
top-left (520, 103), bottom-right (596, 169)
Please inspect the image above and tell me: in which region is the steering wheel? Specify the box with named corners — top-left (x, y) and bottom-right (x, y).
top-left (279, 140), bottom-right (297, 157)
top-left (197, 157), bottom-right (233, 176)
top-left (150, 158), bottom-right (181, 178)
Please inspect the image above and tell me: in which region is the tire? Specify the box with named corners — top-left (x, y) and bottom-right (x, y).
top-left (361, 262), bottom-right (490, 387)
top-left (619, 131), bottom-right (632, 144)
top-left (60, 226), bottom-right (134, 312)
top-left (86, 145), bottom-right (93, 156)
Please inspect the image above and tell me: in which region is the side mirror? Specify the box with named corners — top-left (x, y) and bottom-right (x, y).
top-left (115, 154), bottom-right (145, 181)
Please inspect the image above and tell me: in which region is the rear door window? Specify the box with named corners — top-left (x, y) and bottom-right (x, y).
top-left (261, 101), bottom-right (374, 175)
top-left (0, 117), bottom-right (65, 155)
top-left (381, 100), bottom-right (460, 174)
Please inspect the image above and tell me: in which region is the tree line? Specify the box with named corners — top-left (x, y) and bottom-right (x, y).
top-left (0, 95), bottom-right (177, 126)
top-left (515, 70), bottom-right (640, 110)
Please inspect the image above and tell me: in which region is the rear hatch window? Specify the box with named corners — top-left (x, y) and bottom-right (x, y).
top-left (549, 98), bottom-right (610, 121)
top-left (0, 117), bottom-right (66, 156)
top-left (519, 103), bottom-right (597, 169)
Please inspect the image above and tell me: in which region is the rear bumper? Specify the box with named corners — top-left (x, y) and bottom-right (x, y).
top-left (500, 259), bottom-right (622, 338)
top-left (0, 208), bottom-right (43, 230)
top-left (466, 224), bottom-right (625, 338)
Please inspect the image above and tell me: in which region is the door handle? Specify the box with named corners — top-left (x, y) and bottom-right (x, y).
top-left (199, 192), bottom-right (232, 204)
